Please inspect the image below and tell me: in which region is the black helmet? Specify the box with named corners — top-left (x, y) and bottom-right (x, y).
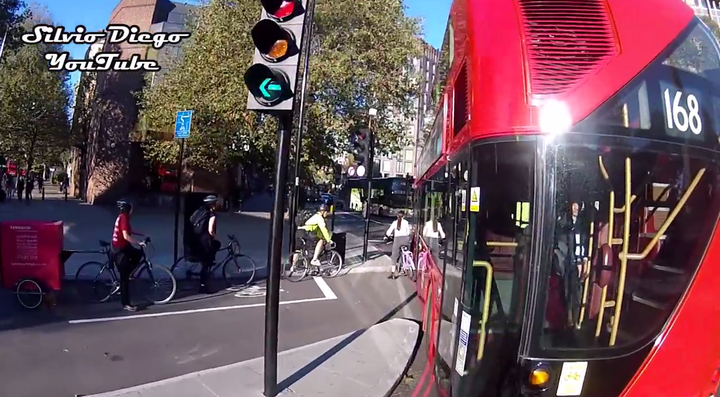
top-left (203, 195), bottom-right (218, 204)
top-left (319, 203), bottom-right (330, 212)
top-left (117, 199), bottom-right (132, 212)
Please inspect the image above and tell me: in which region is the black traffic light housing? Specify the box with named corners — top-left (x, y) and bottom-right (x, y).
top-left (251, 20), bottom-right (300, 63)
top-left (260, 0), bottom-right (305, 22)
top-left (349, 128), bottom-right (372, 178)
top-left (245, 0), bottom-right (308, 112)
top-left (244, 64), bottom-right (293, 107)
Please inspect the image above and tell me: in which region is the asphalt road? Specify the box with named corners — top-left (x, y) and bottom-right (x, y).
top-left (0, 213), bottom-right (419, 397)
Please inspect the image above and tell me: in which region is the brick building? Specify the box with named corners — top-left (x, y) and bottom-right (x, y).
top-left (71, 0), bottom-right (211, 205)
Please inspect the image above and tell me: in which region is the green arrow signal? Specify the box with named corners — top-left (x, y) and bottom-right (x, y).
top-left (260, 78), bottom-right (282, 98)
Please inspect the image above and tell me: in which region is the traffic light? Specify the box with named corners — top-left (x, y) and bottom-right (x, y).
top-left (349, 128), bottom-right (371, 178)
top-left (244, 0), bottom-right (307, 111)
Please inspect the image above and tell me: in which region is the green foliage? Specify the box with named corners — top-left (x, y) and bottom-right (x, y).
top-left (140, 0), bottom-right (421, 177)
top-left (0, 0), bottom-right (29, 50)
top-left (0, 6), bottom-right (72, 171)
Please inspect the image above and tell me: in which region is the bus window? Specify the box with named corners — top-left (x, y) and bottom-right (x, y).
top-left (464, 141), bottom-right (534, 324)
top-left (437, 158), bottom-right (468, 369)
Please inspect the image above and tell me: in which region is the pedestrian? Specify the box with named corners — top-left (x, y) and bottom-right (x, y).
top-left (111, 199), bottom-right (146, 311)
top-left (383, 210), bottom-right (412, 279)
top-left (189, 195), bottom-right (221, 294)
top-left (16, 177), bottom-right (24, 201)
top-left (25, 177), bottom-right (33, 203)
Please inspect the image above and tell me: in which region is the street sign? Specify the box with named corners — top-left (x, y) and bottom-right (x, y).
top-left (348, 166), bottom-right (356, 177)
top-left (175, 110), bottom-right (193, 139)
top-left (356, 165), bottom-right (366, 177)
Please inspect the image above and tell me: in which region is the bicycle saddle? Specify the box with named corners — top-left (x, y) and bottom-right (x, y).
top-left (99, 240), bottom-right (110, 247)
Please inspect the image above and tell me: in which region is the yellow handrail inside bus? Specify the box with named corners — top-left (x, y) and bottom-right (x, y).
top-left (578, 221), bottom-right (594, 327)
top-left (473, 260), bottom-right (493, 360)
top-left (622, 168), bottom-right (706, 261)
top-left (609, 157), bottom-right (633, 346)
top-left (487, 241), bottom-right (518, 248)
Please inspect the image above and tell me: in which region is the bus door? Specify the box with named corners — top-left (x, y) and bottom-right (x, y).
top-left (436, 141), bottom-right (535, 397)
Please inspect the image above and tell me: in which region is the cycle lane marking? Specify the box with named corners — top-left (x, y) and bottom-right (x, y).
top-left (313, 276), bottom-right (337, 300)
top-left (68, 277), bottom-right (338, 325)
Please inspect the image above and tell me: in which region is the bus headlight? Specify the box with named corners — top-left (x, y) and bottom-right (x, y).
top-left (539, 99), bottom-right (572, 135)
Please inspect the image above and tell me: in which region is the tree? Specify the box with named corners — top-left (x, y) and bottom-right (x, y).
top-left (0, 7), bottom-right (72, 174)
top-left (140, 0), bottom-right (421, 180)
top-left (0, 0), bottom-right (29, 51)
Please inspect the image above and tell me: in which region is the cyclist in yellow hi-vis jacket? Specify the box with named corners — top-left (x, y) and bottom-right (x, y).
top-left (293, 204), bottom-right (334, 267)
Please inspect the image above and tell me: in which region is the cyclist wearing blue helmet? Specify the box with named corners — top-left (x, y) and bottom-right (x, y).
top-left (111, 199), bottom-right (146, 311)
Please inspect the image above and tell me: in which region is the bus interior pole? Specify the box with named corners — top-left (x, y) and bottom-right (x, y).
top-left (172, 138), bottom-right (185, 267)
top-left (288, 0), bottom-right (316, 255)
top-left (264, 113), bottom-right (292, 397)
top-left (362, 121), bottom-right (374, 262)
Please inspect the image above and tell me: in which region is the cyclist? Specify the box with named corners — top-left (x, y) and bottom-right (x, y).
top-left (383, 210), bottom-right (412, 279)
top-left (293, 203), bottom-right (334, 268)
top-left (112, 199), bottom-right (146, 311)
top-left (190, 195), bottom-right (221, 293)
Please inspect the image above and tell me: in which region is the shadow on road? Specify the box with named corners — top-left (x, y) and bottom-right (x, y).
top-left (277, 291), bottom-right (420, 392)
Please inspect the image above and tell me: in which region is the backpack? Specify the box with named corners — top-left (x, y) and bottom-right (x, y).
top-left (191, 208), bottom-right (211, 236)
top-left (295, 209), bottom-right (315, 227)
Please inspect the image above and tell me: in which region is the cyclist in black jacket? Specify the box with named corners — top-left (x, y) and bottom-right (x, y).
top-left (190, 195), bottom-right (221, 293)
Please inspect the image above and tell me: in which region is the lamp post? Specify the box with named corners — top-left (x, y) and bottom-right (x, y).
top-left (362, 108), bottom-right (377, 261)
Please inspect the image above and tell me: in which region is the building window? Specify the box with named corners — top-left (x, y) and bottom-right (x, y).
top-left (396, 161), bottom-right (404, 174)
top-left (405, 149), bottom-right (414, 161)
top-left (383, 160), bottom-right (392, 173)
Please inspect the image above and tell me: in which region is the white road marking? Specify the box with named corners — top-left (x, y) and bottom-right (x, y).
top-left (313, 276), bottom-right (337, 300)
top-left (68, 295), bottom-right (336, 325)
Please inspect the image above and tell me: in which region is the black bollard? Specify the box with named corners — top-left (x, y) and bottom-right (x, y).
top-left (64, 188), bottom-right (68, 201)
top-left (42, 187), bottom-right (45, 200)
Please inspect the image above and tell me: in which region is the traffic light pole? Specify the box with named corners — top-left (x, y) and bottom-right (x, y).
top-left (288, 0), bottom-right (317, 255)
top-left (362, 121), bottom-right (374, 262)
top-left (264, 113), bottom-right (292, 397)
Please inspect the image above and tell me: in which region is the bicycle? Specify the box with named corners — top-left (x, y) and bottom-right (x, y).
top-left (385, 236), bottom-right (416, 281)
top-left (285, 237), bottom-right (343, 282)
top-left (74, 237), bottom-right (177, 304)
top-left (170, 234), bottom-right (257, 289)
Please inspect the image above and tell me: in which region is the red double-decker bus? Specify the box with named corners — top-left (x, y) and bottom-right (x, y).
top-left (411, 0), bottom-right (720, 396)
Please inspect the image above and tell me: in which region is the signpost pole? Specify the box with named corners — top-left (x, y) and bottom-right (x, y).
top-left (362, 113), bottom-right (376, 262)
top-left (173, 138), bottom-right (185, 267)
top-left (264, 113), bottom-right (292, 397)
top-left (173, 110), bottom-right (193, 268)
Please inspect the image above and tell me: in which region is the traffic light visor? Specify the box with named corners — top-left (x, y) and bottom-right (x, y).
top-left (244, 64), bottom-right (292, 107)
top-left (260, 0), bottom-right (303, 22)
top-left (251, 20), bottom-right (299, 62)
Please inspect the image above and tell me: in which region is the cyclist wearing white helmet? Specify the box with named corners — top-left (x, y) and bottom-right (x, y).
top-left (112, 199), bottom-right (146, 311)
top-left (190, 195), bottom-right (221, 293)
top-left (293, 203), bottom-right (333, 268)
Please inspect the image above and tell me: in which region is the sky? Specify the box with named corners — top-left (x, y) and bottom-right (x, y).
top-left (38, 0), bottom-right (452, 91)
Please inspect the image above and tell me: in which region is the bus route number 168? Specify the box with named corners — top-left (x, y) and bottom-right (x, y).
top-left (663, 88), bottom-right (703, 135)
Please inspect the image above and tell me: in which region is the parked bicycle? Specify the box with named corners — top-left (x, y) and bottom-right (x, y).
top-left (74, 237), bottom-right (177, 304)
top-left (286, 237), bottom-right (343, 282)
top-left (170, 234), bottom-right (257, 289)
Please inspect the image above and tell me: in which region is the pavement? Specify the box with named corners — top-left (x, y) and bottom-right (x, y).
top-left (83, 318), bottom-right (420, 397)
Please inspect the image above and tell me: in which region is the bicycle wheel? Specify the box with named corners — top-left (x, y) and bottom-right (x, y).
top-left (286, 256), bottom-right (309, 282)
top-left (223, 254), bottom-right (257, 289)
top-left (136, 263), bottom-right (177, 304)
top-left (75, 261), bottom-right (116, 303)
top-left (405, 262), bottom-right (416, 282)
top-left (16, 279), bottom-right (43, 309)
top-left (322, 250), bottom-right (343, 278)
top-left (170, 256), bottom-right (201, 279)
